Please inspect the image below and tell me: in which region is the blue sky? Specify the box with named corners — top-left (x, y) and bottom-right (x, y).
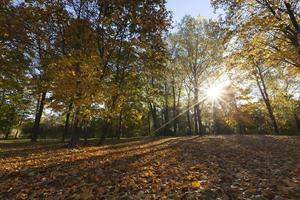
top-left (166, 0), bottom-right (217, 25)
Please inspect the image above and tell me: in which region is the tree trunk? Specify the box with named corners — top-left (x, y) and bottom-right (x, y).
top-left (294, 113), bottom-right (300, 134)
top-left (83, 124), bottom-right (88, 145)
top-left (150, 104), bottom-right (158, 134)
top-left (172, 85), bottom-right (177, 135)
top-left (164, 82), bottom-right (170, 135)
top-left (147, 111), bottom-right (151, 136)
top-left (31, 91), bottom-right (46, 142)
top-left (255, 66), bottom-right (280, 134)
top-left (194, 106), bottom-right (198, 135)
top-left (1, 89), bottom-right (5, 103)
top-left (161, 110), bottom-right (165, 135)
top-left (283, 1), bottom-right (300, 55)
top-left (98, 119), bottom-right (111, 145)
top-left (187, 92), bottom-right (192, 135)
top-left (14, 121), bottom-right (22, 139)
top-left (98, 92), bottom-right (119, 144)
top-left (5, 131), bottom-right (9, 140)
top-left (117, 111), bottom-right (123, 139)
top-left (211, 101), bottom-right (215, 134)
top-left (194, 87), bottom-right (202, 135)
top-left (233, 95), bottom-right (243, 134)
top-left (15, 130), bottom-right (19, 139)
top-left (196, 105), bottom-right (202, 135)
top-left (264, 100), bottom-right (279, 134)
top-left (69, 106), bottom-right (80, 148)
top-left (62, 101), bottom-right (73, 142)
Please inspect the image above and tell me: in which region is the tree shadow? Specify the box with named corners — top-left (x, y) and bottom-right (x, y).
top-left (1, 135), bottom-right (300, 199)
top-left (171, 135), bottom-right (300, 199)
top-left (0, 137), bottom-right (186, 199)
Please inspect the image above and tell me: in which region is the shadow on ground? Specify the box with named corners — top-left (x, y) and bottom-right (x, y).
top-left (0, 135), bottom-right (299, 200)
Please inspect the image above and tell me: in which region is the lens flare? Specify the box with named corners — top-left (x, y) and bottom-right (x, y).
top-left (206, 85), bottom-right (222, 100)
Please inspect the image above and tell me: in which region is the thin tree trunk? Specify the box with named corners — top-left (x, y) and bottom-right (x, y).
top-left (83, 122), bottom-right (88, 145)
top-left (233, 94), bottom-right (243, 134)
top-left (5, 131), bottom-right (9, 140)
top-left (117, 110), bottom-right (123, 139)
top-left (255, 66), bottom-right (279, 134)
top-left (164, 82), bottom-right (169, 135)
top-left (294, 113), bottom-right (300, 134)
top-left (31, 91), bottom-right (46, 142)
top-left (147, 111), bottom-right (151, 136)
top-left (194, 106), bottom-right (198, 135)
top-left (14, 121), bottom-right (22, 139)
top-left (15, 130), bottom-right (19, 139)
top-left (176, 85), bottom-right (182, 133)
top-left (194, 86), bottom-right (203, 135)
top-left (195, 86), bottom-right (203, 135)
top-left (161, 109), bottom-right (165, 135)
top-left (187, 92), bottom-right (192, 135)
top-left (1, 89), bottom-right (5, 103)
top-left (196, 105), bottom-right (202, 135)
top-left (172, 85), bottom-right (177, 135)
top-left (98, 119), bottom-right (111, 145)
top-left (150, 104), bottom-right (158, 133)
top-left (98, 92), bottom-right (119, 144)
top-left (84, 128), bottom-right (88, 145)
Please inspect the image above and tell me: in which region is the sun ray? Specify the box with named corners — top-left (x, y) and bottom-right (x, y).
top-left (206, 85), bottom-right (223, 100)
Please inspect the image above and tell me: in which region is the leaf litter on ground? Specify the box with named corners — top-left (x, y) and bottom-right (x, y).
top-left (0, 135), bottom-right (299, 199)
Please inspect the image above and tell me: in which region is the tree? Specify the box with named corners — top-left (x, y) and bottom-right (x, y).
top-left (0, 1), bottom-right (32, 139)
top-left (45, 0), bottom-right (171, 146)
top-left (166, 34), bottom-right (184, 135)
top-left (171, 16), bottom-right (224, 135)
top-left (18, 0), bottom-right (63, 142)
top-left (212, 0), bottom-right (300, 70)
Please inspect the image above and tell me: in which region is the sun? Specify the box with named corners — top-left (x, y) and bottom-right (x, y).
top-left (206, 85), bottom-right (222, 100)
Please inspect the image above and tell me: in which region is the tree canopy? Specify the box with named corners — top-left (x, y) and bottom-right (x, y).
top-left (0, 0), bottom-right (299, 141)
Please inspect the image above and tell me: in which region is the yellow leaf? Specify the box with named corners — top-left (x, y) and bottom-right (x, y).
top-left (192, 181), bottom-right (201, 188)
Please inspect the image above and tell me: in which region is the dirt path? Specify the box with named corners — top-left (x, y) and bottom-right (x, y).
top-left (0, 135), bottom-right (300, 199)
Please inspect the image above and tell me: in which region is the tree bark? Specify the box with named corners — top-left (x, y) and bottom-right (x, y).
top-left (194, 87), bottom-right (202, 135)
top-left (232, 94), bottom-right (243, 134)
top-left (150, 103), bottom-right (158, 134)
top-left (83, 122), bottom-right (88, 145)
top-left (294, 113), bottom-right (300, 134)
top-left (69, 106), bottom-right (81, 148)
top-left (284, 2), bottom-right (300, 34)
top-left (194, 106), bottom-right (198, 135)
top-left (172, 84), bottom-right (180, 135)
top-left (62, 101), bottom-right (73, 142)
top-left (164, 82), bottom-right (170, 135)
top-left (98, 119), bottom-right (111, 145)
top-left (196, 105), bottom-right (203, 135)
top-left (15, 130), bottom-right (19, 139)
top-left (68, 65), bottom-right (81, 148)
top-left (5, 131), bottom-right (9, 140)
top-left (31, 91), bottom-right (46, 142)
top-left (147, 111), bottom-right (151, 136)
top-left (117, 110), bottom-right (123, 139)
top-left (1, 89), bottom-right (5, 103)
top-left (255, 66), bottom-right (280, 134)
top-left (187, 91), bottom-right (192, 135)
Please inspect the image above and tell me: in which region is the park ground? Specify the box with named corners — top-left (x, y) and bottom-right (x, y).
top-left (0, 135), bottom-right (300, 200)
